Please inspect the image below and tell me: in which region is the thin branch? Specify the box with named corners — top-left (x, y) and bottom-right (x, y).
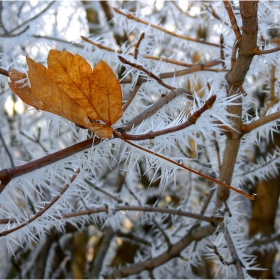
top-left (261, 65), bottom-right (278, 117)
top-left (0, 2), bottom-right (8, 33)
top-left (242, 111), bottom-right (280, 134)
top-left (134, 32), bottom-right (145, 60)
top-left (1, 1), bottom-right (55, 36)
top-left (0, 129), bottom-right (14, 168)
top-left (113, 8), bottom-right (219, 48)
top-left (250, 233), bottom-right (280, 247)
top-left (32, 35), bottom-right (83, 48)
top-left (118, 55), bottom-right (175, 91)
top-left (20, 129), bottom-right (48, 153)
top-left (0, 25), bottom-right (29, 37)
top-left (81, 36), bottom-right (224, 71)
top-left (221, 223), bottom-right (245, 278)
top-left (202, 4), bottom-right (229, 26)
top-left (0, 205), bottom-right (217, 225)
top-left (120, 95), bottom-right (217, 140)
top-left (122, 84), bottom-right (141, 112)
top-left (120, 88), bottom-right (192, 132)
top-left (170, 1), bottom-right (195, 18)
top-left (104, 223), bottom-right (216, 278)
top-left (116, 230), bottom-right (152, 246)
top-left (0, 167), bottom-right (81, 237)
top-left (223, 1), bottom-right (242, 44)
top-left (153, 218), bottom-right (172, 249)
top-left (214, 245), bottom-right (235, 266)
top-left (85, 178), bottom-right (124, 203)
top-left (220, 34), bottom-right (226, 69)
top-left (254, 46), bottom-right (280, 55)
top-left (114, 131), bottom-right (256, 200)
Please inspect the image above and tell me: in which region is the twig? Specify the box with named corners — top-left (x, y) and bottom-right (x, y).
top-left (120, 88), bottom-right (192, 131)
top-left (0, 204), bottom-right (218, 225)
top-left (32, 35), bottom-right (83, 48)
top-left (0, 129), bottom-right (14, 168)
top-left (120, 95), bottom-right (217, 140)
top-left (220, 223), bottom-right (245, 278)
top-left (223, 1), bottom-right (242, 44)
top-left (170, 1), bottom-right (195, 18)
top-left (116, 230), bottom-right (152, 246)
top-left (260, 65), bottom-right (278, 117)
top-left (214, 245), bottom-right (234, 266)
top-left (220, 34), bottom-right (225, 69)
top-left (20, 128), bottom-right (48, 153)
top-left (250, 233), bottom-right (280, 247)
top-left (84, 178), bottom-right (124, 203)
top-left (114, 131), bottom-right (256, 200)
top-left (118, 55), bottom-right (175, 91)
top-left (242, 111), bottom-right (280, 134)
top-left (0, 167), bottom-right (81, 237)
top-left (0, 25), bottom-right (29, 37)
top-left (153, 218), bottom-right (172, 249)
top-left (231, 42), bottom-right (238, 69)
top-left (134, 32), bottom-right (145, 60)
top-left (0, 2), bottom-right (8, 33)
top-left (122, 84), bottom-right (141, 112)
top-left (81, 36), bottom-right (224, 70)
top-left (113, 8), bottom-right (220, 48)
top-left (1, 1), bottom-right (55, 36)
top-left (202, 4), bottom-right (229, 26)
top-left (254, 46), bottom-right (280, 55)
top-left (90, 227), bottom-right (114, 279)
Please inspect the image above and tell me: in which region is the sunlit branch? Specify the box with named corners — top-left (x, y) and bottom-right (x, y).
top-left (113, 8), bottom-right (220, 47)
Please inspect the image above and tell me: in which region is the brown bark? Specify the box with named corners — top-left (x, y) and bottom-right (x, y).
top-left (217, 1), bottom-right (258, 207)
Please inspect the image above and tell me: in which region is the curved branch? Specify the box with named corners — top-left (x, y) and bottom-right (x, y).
top-left (104, 224), bottom-right (216, 278)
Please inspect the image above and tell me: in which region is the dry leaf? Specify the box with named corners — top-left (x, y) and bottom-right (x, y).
top-left (9, 50), bottom-right (123, 138)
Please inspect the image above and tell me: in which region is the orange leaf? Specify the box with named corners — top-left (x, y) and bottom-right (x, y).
top-left (8, 50), bottom-right (123, 138)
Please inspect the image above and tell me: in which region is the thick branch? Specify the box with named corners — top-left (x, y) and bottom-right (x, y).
top-left (0, 138), bottom-right (100, 193)
top-left (217, 1), bottom-right (258, 206)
